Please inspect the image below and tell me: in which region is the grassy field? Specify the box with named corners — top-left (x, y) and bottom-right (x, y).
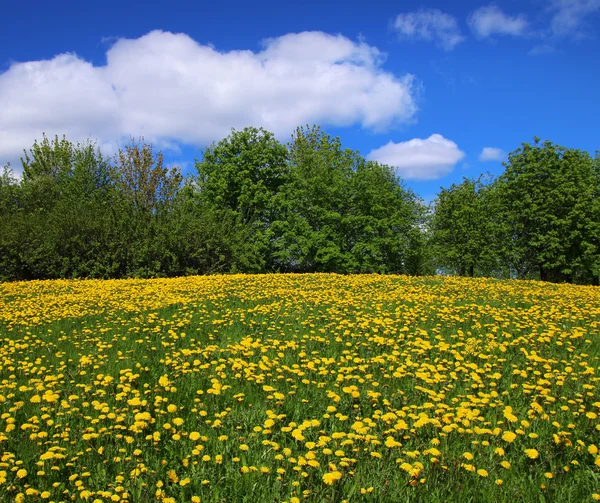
top-left (0, 274), bottom-right (599, 503)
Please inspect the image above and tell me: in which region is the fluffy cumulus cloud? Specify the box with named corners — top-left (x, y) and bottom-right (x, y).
top-left (0, 30), bottom-right (419, 167)
top-left (392, 9), bottom-right (465, 51)
top-left (367, 134), bottom-right (465, 180)
top-left (468, 5), bottom-right (529, 38)
top-left (479, 147), bottom-right (505, 161)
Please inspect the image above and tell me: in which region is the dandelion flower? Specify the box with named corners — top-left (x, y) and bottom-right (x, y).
top-left (524, 449), bottom-right (539, 459)
top-left (322, 471), bottom-right (343, 485)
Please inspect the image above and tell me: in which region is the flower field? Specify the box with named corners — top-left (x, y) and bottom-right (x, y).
top-left (0, 274), bottom-right (599, 502)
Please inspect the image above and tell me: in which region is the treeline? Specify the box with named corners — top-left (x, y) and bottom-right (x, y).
top-left (432, 139), bottom-right (600, 284)
top-left (0, 126), bottom-right (427, 280)
top-left (0, 127), bottom-right (598, 284)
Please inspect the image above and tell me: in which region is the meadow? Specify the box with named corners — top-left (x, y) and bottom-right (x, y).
top-left (0, 274), bottom-right (599, 502)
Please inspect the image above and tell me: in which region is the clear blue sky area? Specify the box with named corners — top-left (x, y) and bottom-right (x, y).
top-left (1, 0), bottom-right (598, 201)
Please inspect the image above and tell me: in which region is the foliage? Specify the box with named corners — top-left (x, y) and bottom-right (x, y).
top-left (493, 138), bottom-right (598, 282)
top-left (277, 125), bottom-right (424, 273)
top-left (114, 138), bottom-right (182, 214)
top-left (430, 177), bottom-right (496, 277)
top-left (1, 130), bottom-right (599, 283)
top-left (195, 127), bottom-right (290, 272)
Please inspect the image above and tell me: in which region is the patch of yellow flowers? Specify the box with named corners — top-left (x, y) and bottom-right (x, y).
top-left (0, 274), bottom-right (599, 502)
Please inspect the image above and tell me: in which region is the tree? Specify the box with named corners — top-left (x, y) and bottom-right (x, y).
top-left (279, 125), bottom-right (357, 272)
top-left (430, 177), bottom-right (496, 277)
top-left (581, 150), bottom-right (600, 284)
top-left (113, 138), bottom-right (182, 214)
top-left (5, 128), bottom-right (598, 284)
top-left (0, 164), bottom-right (18, 214)
top-left (21, 134), bottom-right (75, 182)
top-left (494, 138), bottom-right (597, 282)
top-left (167, 181), bottom-right (257, 275)
top-left (195, 127), bottom-right (289, 272)
top-left (13, 136), bottom-right (124, 279)
top-left (0, 165), bottom-right (22, 281)
top-left (111, 138), bottom-right (183, 277)
top-left (347, 158), bottom-right (425, 274)
top-left (279, 125), bottom-right (425, 274)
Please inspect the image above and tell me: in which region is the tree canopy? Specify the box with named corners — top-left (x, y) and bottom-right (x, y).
top-left (1, 130), bottom-right (598, 284)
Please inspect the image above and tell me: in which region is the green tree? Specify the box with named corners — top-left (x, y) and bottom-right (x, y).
top-left (195, 127), bottom-right (289, 272)
top-left (279, 125), bottom-right (425, 274)
top-left (0, 164), bottom-right (18, 213)
top-left (14, 136), bottom-right (124, 279)
top-left (111, 138), bottom-right (183, 277)
top-left (279, 125), bottom-right (357, 272)
top-left (0, 165), bottom-right (22, 281)
top-left (494, 138), bottom-right (597, 282)
top-left (582, 150), bottom-right (600, 284)
top-left (50, 142), bottom-right (121, 278)
top-left (114, 138), bottom-right (182, 214)
top-left (430, 177), bottom-right (496, 277)
top-left (19, 134), bottom-right (75, 212)
top-left (347, 158), bottom-right (425, 274)
top-left (167, 181), bottom-right (257, 275)
top-left (21, 134), bottom-right (75, 182)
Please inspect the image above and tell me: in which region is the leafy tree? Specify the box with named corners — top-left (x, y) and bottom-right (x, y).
top-left (0, 164), bottom-right (18, 213)
top-left (494, 138), bottom-right (597, 282)
top-left (168, 181), bottom-right (257, 275)
top-left (195, 127), bottom-right (289, 272)
top-left (581, 151), bottom-right (600, 284)
top-left (347, 158), bottom-right (425, 274)
top-left (12, 136), bottom-right (124, 279)
top-left (21, 134), bottom-right (75, 182)
top-left (279, 125), bottom-right (357, 272)
top-left (0, 165), bottom-right (22, 280)
top-left (111, 138), bottom-right (183, 277)
top-left (51, 142), bottom-right (122, 277)
top-left (3, 129), bottom-right (598, 284)
top-left (280, 125), bottom-right (425, 274)
top-left (430, 177), bottom-right (496, 277)
top-left (113, 138), bottom-right (182, 214)
top-left (18, 134), bottom-right (75, 212)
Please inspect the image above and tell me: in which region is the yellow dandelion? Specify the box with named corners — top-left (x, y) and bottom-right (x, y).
top-left (524, 449), bottom-right (539, 459)
top-left (322, 471), bottom-right (343, 485)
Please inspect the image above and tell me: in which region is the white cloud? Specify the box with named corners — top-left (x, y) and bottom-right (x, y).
top-left (0, 30), bottom-right (418, 168)
top-left (367, 134), bottom-right (465, 180)
top-left (468, 5), bottom-right (529, 38)
top-left (548, 0), bottom-right (600, 37)
top-left (392, 9), bottom-right (465, 51)
top-left (479, 147), bottom-right (505, 161)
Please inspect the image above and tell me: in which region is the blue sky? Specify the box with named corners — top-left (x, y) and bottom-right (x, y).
top-left (1, 0), bottom-right (599, 201)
